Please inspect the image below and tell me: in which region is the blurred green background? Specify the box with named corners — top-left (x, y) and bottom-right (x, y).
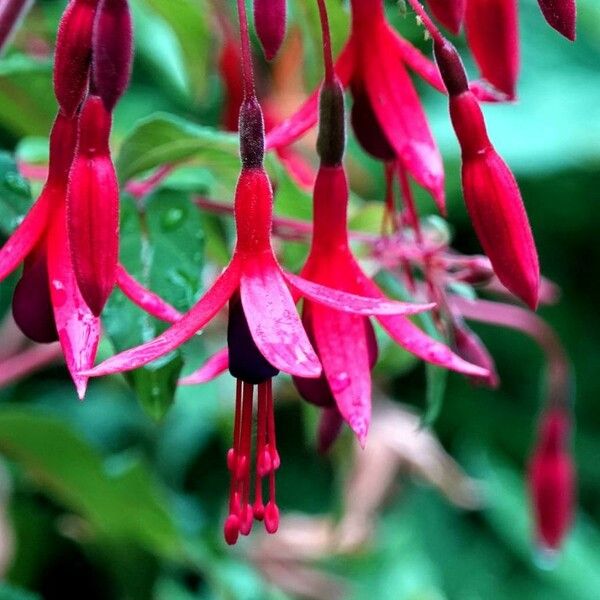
top-left (0, 0), bottom-right (599, 598)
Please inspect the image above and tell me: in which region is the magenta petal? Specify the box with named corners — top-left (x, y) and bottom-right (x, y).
top-left (82, 260), bottom-right (241, 377)
top-left (179, 347), bottom-right (229, 385)
top-left (46, 206), bottom-right (101, 399)
top-left (0, 189), bottom-right (52, 281)
top-left (115, 264), bottom-right (182, 323)
top-left (311, 304), bottom-right (372, 446)
top-left (265, 40), bottom-right (355, 150)
top-left (240, 255), bottom-right (321, 378)
top-left (377, 313), bottom-right (490, 377)
top-left (362, 24), bottom-right (445, 210)
top-left (285, 271), bottom-right (434, 316)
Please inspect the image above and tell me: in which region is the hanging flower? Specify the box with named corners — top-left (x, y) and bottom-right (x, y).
top-left (434, 39), bottom-right (540, 308)
top-left (0, 114), bottom-right (100, 398)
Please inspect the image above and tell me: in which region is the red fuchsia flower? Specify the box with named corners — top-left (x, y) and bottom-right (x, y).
top-left (434, 39), bottom-right (540, 309)
top-left (0, 114), bottom-right (101, 398)
top-left (426, 0), bottom-right (465, 34)
top-left (67, 95), bottom-right (120, 316)
top-left (528, 406), bottom-right (575, 553)
top-left (465, 0), bottom-right (519, 100)
top-left (537, 0), bottom-right (576, 40)
top-left (253, 0), bottom-right (286, 61)
top-left (0, 0), bottom-right (34, 55)
top-left (82, 0), bottom-right (430, 544)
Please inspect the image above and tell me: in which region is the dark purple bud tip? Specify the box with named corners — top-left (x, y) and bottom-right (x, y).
top-left (239, 96), bottom-right (265, 169)
top-left (254, 0), bottom-right (286, 61)
top-left (228, 296), bottom-right (279, 384)
top-left (12, 250), bottom-right (58, 344)
top-left (433, 39), bottom-right (469, 97)
top-left (350, 85), bottom-right (395, 162)
top-left (317, 78), bottom-right (346, 167)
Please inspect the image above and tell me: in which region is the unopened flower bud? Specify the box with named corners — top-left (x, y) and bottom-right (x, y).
top-left (54, 0), bottom-right (98, 117)
top-left (67, 95), bottom-right (119, 316)
top-left (527, 407), bottom-right (575, 552)
top-left (317, 78), bottom-right (346, 167)
top-left (537, 0), bottom-right (576, 41)
top-left (92, 0), bottom-right (133, 112)
top-left (253, 0), bottom-right (286, 61)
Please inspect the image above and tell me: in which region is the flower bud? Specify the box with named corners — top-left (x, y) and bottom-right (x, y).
top-left (527, 408), bottom-right (575, 552)
top-left (426, 0), bottom-right (465, 34)
top-left (92, 0), bottom-right (133, 112)
top-left (449, 92), bottom-right (540, 309)
top-left (54, 0), bottom-right (98, 117)
top-left (537, 0), bottom-right (576, 41)
top-left (465, 0), bottom-right (519, 99)
top-left (253, 0), bottom-right (286, 61)
top-left (317, 78), bottom-right (346, 167)
top-left (67, 95), bottom-right (119, 316)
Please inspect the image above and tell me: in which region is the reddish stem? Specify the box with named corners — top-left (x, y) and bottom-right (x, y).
top-left (316, 0), bottom-right (334, 83)
top-left (236, 0), bottom-right (256, 99)
top-left (404, 0), bottom-right (445, 46)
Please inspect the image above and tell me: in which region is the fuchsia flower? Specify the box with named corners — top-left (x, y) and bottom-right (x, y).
top-left (253, 0), bottom-right (286, 61)
top-left (0, 114), bottom-right (100, 398)
top-left (82, 0), bottom-right (433, 544)
top-left (528, 407), bottom-right (575, 553)
top-left (434, 39), bottom-right (540, 309)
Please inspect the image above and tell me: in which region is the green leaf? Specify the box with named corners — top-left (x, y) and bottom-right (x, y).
top-left (375, 271), bottom-right (447, 425)
top-left (0, 55), bottom-right (55, 136)
top-left (137, 0), bottom-right (211, 100)
top-left (116, 113), bottom-right (239, 183)
top-left (0, 409), bottom-right (184, 560)
top-left (0, 585), bottom-right (41, 600)
top-left (103, 191), bottom-right (204, 420)
top-left (0, 152), bottom-right (33, 236)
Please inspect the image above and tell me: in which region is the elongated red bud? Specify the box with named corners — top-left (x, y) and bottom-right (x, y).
top-left (253, 0), bottom-right (286, 61)
top-left (465, 0), bottom-right (519, 99)
top-left (435, 40), bottom-right (539, 307)
top-left (92, 0), bottom-right (133, 112)
top-left (67, 96), bottom-right (119, 315)
top-left (426, 0), bottom-right (465, 34)
top-left (54, 0), bottom-right (98, 117)
top-left (453, 322), bottom-right (499, 388)
top-left (12, 245), bottom-right (58, 344)
top-left (0, 0), bottom-right (34, 55)
top-left (537, 0), bottom-right (576, 41)
top-left (317, 78), bottom-right (346, 167)
top-left (47, 112), bottom-right (80, 188)
top-left (527, 408), bottom-right (575, 552)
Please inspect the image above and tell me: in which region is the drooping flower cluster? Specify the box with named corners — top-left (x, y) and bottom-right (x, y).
top-left (0, 0), bottom-right (578, 552)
